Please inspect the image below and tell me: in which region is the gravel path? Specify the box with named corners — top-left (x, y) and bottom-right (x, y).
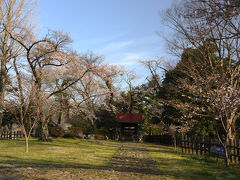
top-left (108, 143), bottom-right (163, 179)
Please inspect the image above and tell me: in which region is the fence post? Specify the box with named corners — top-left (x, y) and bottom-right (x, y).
top-left (191, 136), bottom-right (194, 154)
top-left (184, 135), bottom-right (187, 153)
top-left (200, 137), bottom-right (203, 155)
top-left (181, 134), bottom-right (183, 153)
top-left (195, 137), bottom-right (198, 155)
top-left (209, 137), bottom-right (212, 155)
top-left (203, 137), bottom-right (207, 155)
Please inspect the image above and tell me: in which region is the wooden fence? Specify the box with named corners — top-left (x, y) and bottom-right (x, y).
top-left (143, 135), bottom-right (181, 145)
top-left (180, 135), bottom-right (240, 164)
top-left (0, 131), bottom-right (23, 139)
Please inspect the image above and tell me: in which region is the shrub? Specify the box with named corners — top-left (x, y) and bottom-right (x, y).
top-left (66, 127), bottom-right (82, 138)
top-left (95, 134), bottom-right (105, 140)
top-left (49, 126), bottom-right (64, 138)
top-left (33, 126), bottom-right (42, 137)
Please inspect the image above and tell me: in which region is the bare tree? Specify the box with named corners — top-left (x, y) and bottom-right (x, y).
top-left (9, 30), bottom-right (75, 141)
top-left (0, 0), bottom-right (37, 128)
top-left (5, 57), bottom-right (39, 152)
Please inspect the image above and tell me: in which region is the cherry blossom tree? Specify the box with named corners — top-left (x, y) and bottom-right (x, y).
top-left (162, 0), bottom-right (240, 166)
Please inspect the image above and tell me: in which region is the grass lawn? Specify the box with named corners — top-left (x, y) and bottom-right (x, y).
top-left (0, 139), bottom-right (240, 180)
top-left (147, 144), bottom-right (240, 180)
top-left (0, 138), bottom-right (122, 179)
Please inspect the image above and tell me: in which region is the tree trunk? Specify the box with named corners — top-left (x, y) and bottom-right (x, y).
top-left (223, 137), bottom-right (230, 167)
top-left (39, 123), bottom-right (50, 141)
top-left (224, 145), bottom-right (230, 167)
top-left (172, 135), bottom-right (177, 150)
top-left (39, 114), bottom-right (51, 141)
top-left (25, 136), bottom-right (29, 153)
top-left (36, 82), bottom-right (51, 141)
top-left (227, 119), bottom-right (235, 140)
top-left (93, 121), bottom-right (97, 134)
top-left (0, 61), bottom-right (7, 129)
top-left (58, 94), bottom-right (64, 124)
top-left (58, 111), bottom-right (63, 124)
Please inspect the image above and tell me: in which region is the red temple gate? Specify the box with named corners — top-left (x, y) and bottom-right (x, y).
top-left (117, 113), bottom-right (142, 141)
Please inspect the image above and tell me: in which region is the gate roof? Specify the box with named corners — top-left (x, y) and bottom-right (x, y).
top-left (117, 113), bottom-right (142, 123)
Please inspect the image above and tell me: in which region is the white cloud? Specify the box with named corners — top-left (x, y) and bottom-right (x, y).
top-left (111, 52), bottom-right (149, 66)
top-left (100, 41), bottom-right (133, 53)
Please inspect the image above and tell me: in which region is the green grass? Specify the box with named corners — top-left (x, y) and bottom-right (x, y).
top-left (0, 138), bottom-right (121, 170)
top-left (147, 144), bottom-right (240, 180)
top-left (1, 139), bottom-right (240, 179)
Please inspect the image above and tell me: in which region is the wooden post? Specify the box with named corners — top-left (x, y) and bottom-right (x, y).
top-left (209, 138), bottom-right (213, 156)
top-left (184, 135), bottom-right (187, 153)
top-left (208, 137), bottom-right (212, 156)
top-left (200, 137), bottom-right (203, 155)
top-left (196, 137), bottom-right (198, 155)
top-left (191, 136), bottom-right (194, 154)
top-left (203, 137), bottom-right (207, 155)
top-left (181, 134), bottom-right (184, 153)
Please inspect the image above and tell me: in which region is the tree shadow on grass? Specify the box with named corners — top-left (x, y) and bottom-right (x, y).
top-left (54, 140), bottom-right (120, 149)
top-left (148, 147), bottom-right (222, 165)
top-left (0, 154), bottom-right (162, 176)
top-left (151, 154), bottom-right (240, 180)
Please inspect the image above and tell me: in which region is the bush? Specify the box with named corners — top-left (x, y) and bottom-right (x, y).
top-left (95, 134), bottom-right (105, 140)
top-left (66, 127), bottom-right (82, 138)
top-left (49, 126), bottom-right (64, 138)
top-left (33, 126), bottom-right (42, 137)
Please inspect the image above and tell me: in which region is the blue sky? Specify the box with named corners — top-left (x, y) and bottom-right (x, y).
top-left (38, 0), bottom-right (175, 84)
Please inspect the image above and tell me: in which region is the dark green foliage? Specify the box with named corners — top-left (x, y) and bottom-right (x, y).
top-left (68, 115), bottom-right (94, 135)
top-left (96, 110), bottom-right (119, 139)
top-left (2, 111), bottom-right (18, 130)
top-left (189, 122), bottom-right (214, 137)
top-left (134, 40), bottom-right (223, 137)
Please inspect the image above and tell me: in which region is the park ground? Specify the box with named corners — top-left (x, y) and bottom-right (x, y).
top-left (0, 139), bottom-right (239, 180)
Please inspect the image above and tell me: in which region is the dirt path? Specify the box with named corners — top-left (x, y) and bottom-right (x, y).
top-left (107, 142), bottom-right (163, 179)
